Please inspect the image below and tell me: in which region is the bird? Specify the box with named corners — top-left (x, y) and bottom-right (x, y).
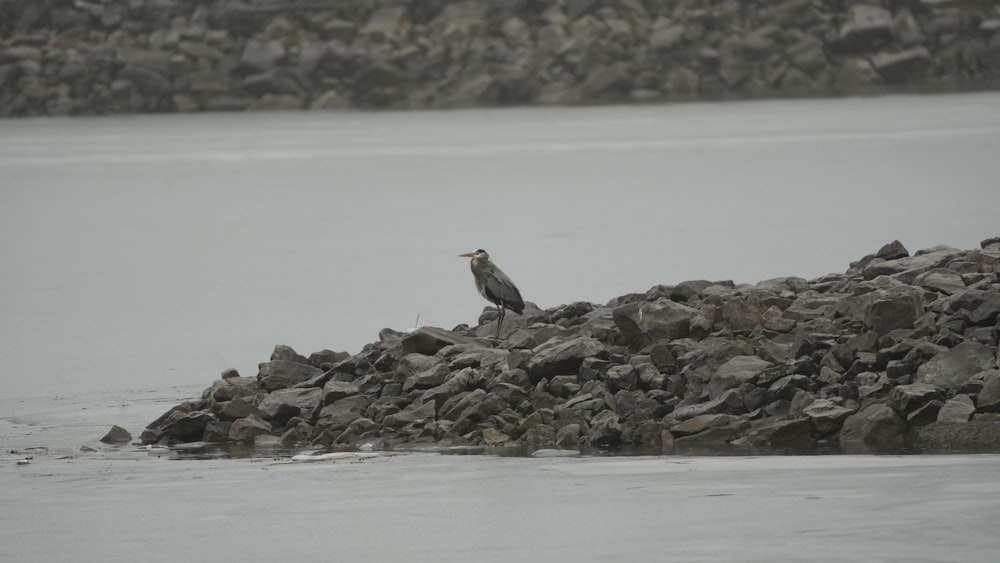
top-left (459, 249), bottom-right (525, 339)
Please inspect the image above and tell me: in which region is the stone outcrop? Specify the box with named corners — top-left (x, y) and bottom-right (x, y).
top-left (141, 237), bottom-right (1000, 455)
top-left (2, 0), bottom-right (1000, 118)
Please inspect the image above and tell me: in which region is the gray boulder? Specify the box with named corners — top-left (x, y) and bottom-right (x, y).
top-left (917, 341), bottom-right (996, 392)
top-left (707, 355), bottom-right (772, 399)
top-left (258, 388), bottom-right (321, 427)
top-left (976, 371), bottom-right (1000, 412)
top-left (204, 376), bottom-right (258, 402)
top-left (914, 421), bottom-right (1000, 452)
top-left (839, 404), bottom-right (906, 450)
top-left (100, 425), bottom-right (133, 444)
top-left (872, 47), bottom-right (932, 83)
top-left (838, 4), bottom-right (893, 52)
top-left (802, 399), bottom-right (856, 434)
top-left (526, 336), bottom-right (606, 380)
top-left (228, 416), bottom-right (272, 443)
top-left (257, 360), bottom-right (323, 392)
top-left (613, 300), bottom-right (698, 349)
top-left (937, 395), bottom-right (976, 423)
top-left (888, 382), bottom-right (944, 417)
top-left (401, 327), bottom-right (481, 356)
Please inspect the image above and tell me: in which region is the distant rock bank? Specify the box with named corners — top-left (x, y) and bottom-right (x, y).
top-left (2, 0), bottom-right (1000, 117)
top-left (141, 238), bottom-right (1000, 455)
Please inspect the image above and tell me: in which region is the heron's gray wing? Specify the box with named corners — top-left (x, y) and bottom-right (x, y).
top-left (482, 263), bottom-right (524, 314)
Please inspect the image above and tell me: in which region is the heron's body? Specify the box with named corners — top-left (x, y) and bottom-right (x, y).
top-left (459, 249), bottom-right (524, 338)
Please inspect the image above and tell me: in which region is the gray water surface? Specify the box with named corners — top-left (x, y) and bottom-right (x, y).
top-left (2, 93), bottom-right (1000, 398)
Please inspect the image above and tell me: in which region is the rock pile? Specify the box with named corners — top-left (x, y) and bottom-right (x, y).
top-left (141, 238), bottom-right (1000, 454)
top-left (2, 0), bottom-right (1000, 117)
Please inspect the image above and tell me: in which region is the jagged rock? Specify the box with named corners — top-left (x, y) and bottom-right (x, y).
top-left (100, 425), bottom-right (132, 444)
top-left (735, 417), bottom-right (812, 449)
top-left (401, 327), bottom-right (480, 356)
top-left (888, 382), bottom-right (944, 417)
top-left (707, 356), bottom-right (772, 399)
top-left (526, 336), bottom-right (606, 380)
top-left (321, 380), bottom-right (360, 405)
top-left (160, 411), bottom-right (214, 443)
top-left (257, 360), bottom-right (323, 392)
top-left (976, 371), bottom-right (1000, 412)
top-left (669, 414), bottom-right (742, 437)
top-left (228, 416), bottom-right (272, 443)
top-left (613, 301), bottom-right (698, 349)
top-left (916, 341), bottom-right (996, 392)
top-left (968, 294), bottom-right (1000, 326)
top-left (866, 289), bottom-right (924, 335)
top-left (838, 4), bottom-right (893, 52)
top-left (840, 404), bottom-right (906, 450)
top-left (258, 388), bottom-right (321, 427)
top-left (668, 388), bottom-right (746, 422)
top-left (937, 395), bottom-right (975, 423)
top-left (872, 47), bottom-right (932, 83)
top-left (204, 376), bottom-right (258, 402)
top-left (802, 399), bottom-right (856, 434)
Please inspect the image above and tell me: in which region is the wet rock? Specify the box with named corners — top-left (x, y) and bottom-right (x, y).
top-left (228, 416), bottom-right (272, 443)
top-left (735, 417), bottom-right (812, 449)
top-left (839, 404), bottom-right (906, 450)
top-left (914, 421), bottom-right (1000, 452)
top-left (100, 425), bottom-right (132, 444)
top-left (160, 411), bottom-right (215, 443)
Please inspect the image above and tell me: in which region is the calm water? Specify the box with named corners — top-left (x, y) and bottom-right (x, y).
top-left (2, 93), bottom-right (1000, 399)
top-left (3, 95), bottom-right (1000, 563)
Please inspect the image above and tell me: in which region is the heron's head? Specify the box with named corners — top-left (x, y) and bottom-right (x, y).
top-left (458, 249), bottom-right (489, 260)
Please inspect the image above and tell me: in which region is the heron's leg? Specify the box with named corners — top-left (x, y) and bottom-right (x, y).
top-left (496, 306), bottom-right (505, 339)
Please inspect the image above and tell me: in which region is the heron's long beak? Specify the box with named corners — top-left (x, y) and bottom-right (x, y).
top-left (458, 252), bottom-right (475, 258)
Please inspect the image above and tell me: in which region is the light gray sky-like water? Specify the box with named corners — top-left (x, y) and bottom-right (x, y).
top-left (2, 93), bottom-right (999, 398)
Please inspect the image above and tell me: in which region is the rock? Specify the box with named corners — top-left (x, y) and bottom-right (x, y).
top-left (872, 47), bottom-right (932, 83)
top-left (937, 395), bottom-right (975, 423)
top-left (650, 21), bottom-right (685, 51)
top-left (271, 344), bottom-right (309, 364)
top-left (888, 382), bottom-right (944, 417)
top-left (866, 290), bottom-right (924, 335)
top-left (914, 270), bottom-right (965, 295)
top-left (721, 297), bottom-right (766, 332)
top-left (257, 359), bottom-right (322, 391)
top-left (204, 376), bottom-right (258, 402)
top-left (668, 388), bottom-right (746, 422)
top-left (161, 411), bottom-right (215, 443)
top-left (670, 414), bottom-right (742, 437)
top-left (735, 417), bottom-right (812, 449)
top-left (968, 294), bottom-right (1000, 326)
top-left (400, 327), bottom-right (480, 356)
top-left (862, 247), bottom-right (963, 282)
top-left (526, 336), bottom-right (606, 380)
top-left (100, 425), bottom-right (132, 444)
top-left (228, 416), bottom-right (272, 443)
top-left (613, 301), bottom-right (698, 349)
top-left (877, 240), bottom-right (910, 260)
top-left (914, 421), bottom-right (1000, 452)
top-left (240, 39), bottom-right (284, 72)
top-left (917, 341), bottom-right (996, 392)
top-left (258, 388), bottom-right (321, 427)
top-left (839, 404), bottom-right (906, 450)
top-left (382, 401), bottom-right (436, 430)
top-left (117, 66), bottom-right (171, 96)
top-left (707, 355), bottom-right (772, 399)
top-left (838, 4), bottom-right (893, 52)
top-left (976, 371), bottom-right (1000, 412)
top-left (321, 380), bottom-right (361, 406)
top-left (361, 5), bottom-right (411, 42)
top-left (802, 399), bottom-right (856, 435)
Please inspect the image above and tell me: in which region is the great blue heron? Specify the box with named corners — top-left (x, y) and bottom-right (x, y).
top-left (459, 249), bottom-right (525, 338)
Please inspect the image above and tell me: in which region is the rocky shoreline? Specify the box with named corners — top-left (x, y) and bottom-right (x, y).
top-left (140, 238), bottom-right (1000, 455)
top-left (3, 0), bottom-right (1000, 118)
